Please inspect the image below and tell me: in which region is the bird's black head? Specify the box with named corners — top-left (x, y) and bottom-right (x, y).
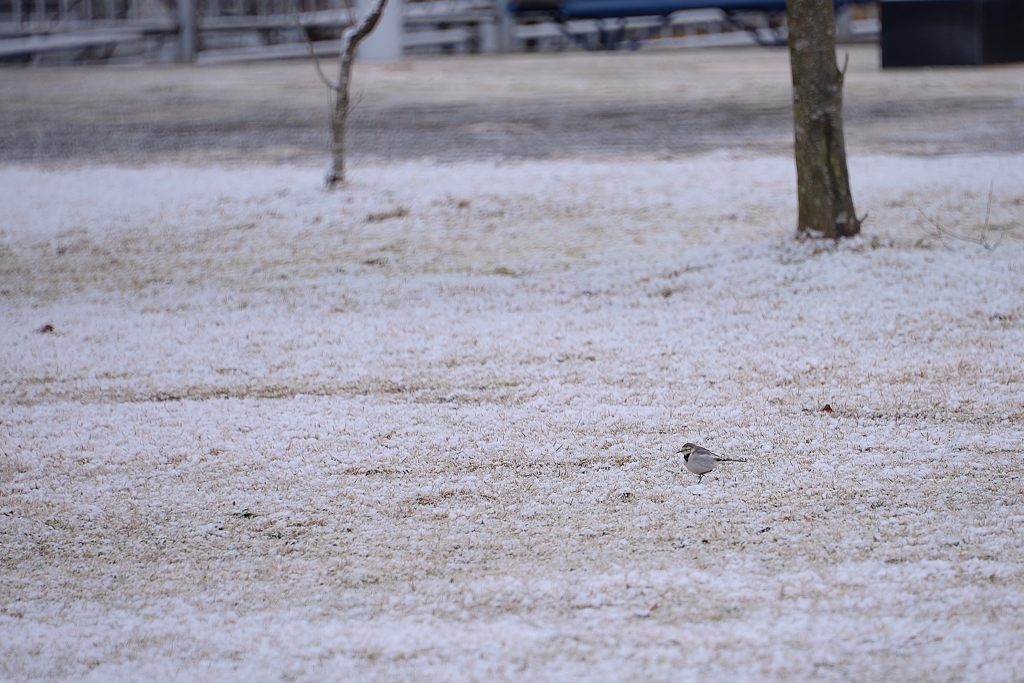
top-left (676, 443), bottom-right (697, 462)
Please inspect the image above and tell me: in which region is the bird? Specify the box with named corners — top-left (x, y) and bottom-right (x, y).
top-left (677, 443), bottom-right (747, 483)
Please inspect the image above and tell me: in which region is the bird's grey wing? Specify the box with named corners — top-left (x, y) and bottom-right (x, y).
top-left (694, 446), bottom-right (722, 460)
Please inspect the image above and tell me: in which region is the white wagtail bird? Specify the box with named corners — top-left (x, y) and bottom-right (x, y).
top-left (677, 443), bottom-right (747, 483)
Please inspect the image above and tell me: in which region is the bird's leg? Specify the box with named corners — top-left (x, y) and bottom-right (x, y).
top-left (697, 473), bottom-right (704, 484)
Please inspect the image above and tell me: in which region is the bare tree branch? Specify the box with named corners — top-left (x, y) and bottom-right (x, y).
top-left (917, 181), bottom-right (1012, 251)
top-left (342, 0), bottom-right (389, 52)
top-left (286, 0), bottom-right (340, 93)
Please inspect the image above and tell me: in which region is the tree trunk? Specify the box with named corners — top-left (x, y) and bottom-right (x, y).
top-left (787, 0), bottom-right (860, 238)
top-left (326, 0), bottom-right (389, 187)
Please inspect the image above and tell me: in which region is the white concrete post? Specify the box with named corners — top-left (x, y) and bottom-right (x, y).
top-left (176, 0), bottom-right (197, 62)
top-left (479, 20), bottom-right (499, 52)
top-left (496, 0), bottom-right (514, 52)
top-left (357, 0), bottom-right (403, 61)
top-left (835, 3), bottom-right (854, 42)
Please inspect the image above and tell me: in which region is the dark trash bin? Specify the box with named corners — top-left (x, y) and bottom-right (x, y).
top-left (881, 0), bottom-right (1024, 66)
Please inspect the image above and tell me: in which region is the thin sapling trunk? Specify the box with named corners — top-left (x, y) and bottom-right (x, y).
top-left (326, 0), bottom-right (389, 187)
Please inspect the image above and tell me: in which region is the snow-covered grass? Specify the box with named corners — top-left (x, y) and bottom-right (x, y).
top-left (2, 153), bottom-right (1024, 681)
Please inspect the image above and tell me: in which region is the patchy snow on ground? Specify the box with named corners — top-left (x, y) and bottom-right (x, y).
top-left (2, 153), bottom-right (1024, 681)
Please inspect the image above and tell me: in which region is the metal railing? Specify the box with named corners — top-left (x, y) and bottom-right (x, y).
top-left (0, 0), bottom-right (498, 60)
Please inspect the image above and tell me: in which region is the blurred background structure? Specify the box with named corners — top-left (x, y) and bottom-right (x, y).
top-left (0, 0), bottom-right (881, 63)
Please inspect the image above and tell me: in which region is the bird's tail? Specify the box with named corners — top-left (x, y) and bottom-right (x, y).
top-left (721, 458), bottom-right (748, 463)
